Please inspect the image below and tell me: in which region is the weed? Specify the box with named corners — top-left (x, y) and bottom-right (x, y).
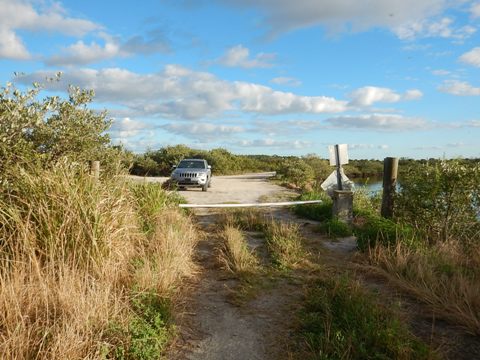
top-left (317, 218), bottom-right (352, 238)
top-left (299, 276), bottom-right (435, 360)
top-left (218, 225), bottom-right (260, 274)
top-left (369, 242), bottom-right (480, 335)
top-left (264, 221), bottom-right (304, 269)
top-left (293, 192), bottom-right (332, 222)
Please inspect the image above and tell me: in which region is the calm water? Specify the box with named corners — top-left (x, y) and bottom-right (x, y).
top-left (352, 178), bottom-right (383, 193)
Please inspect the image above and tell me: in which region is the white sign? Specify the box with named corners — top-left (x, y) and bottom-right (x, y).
top-left (328, 144), bottom-right (349, 166)
top-left (320, 169), bottom-right (354, 196)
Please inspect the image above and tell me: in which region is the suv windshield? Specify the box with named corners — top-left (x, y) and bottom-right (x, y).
top-left (177, 160), bottom-right (206, 169)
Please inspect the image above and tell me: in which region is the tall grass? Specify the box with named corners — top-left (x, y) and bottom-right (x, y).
top-left (0, 165), bottom-right (198, 359)
top-left (264, 220), bottom-right (304, 269)
top-left (218, 225), bottom-right (260, 274)
top-left (369, 241), bottom-right (480, 335)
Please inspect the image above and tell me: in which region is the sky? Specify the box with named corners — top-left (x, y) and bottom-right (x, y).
top-left (1, 0), bottom-right (479, 159)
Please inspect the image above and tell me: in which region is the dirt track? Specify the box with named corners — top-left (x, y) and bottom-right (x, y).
top-left (130, 172), bottom-right (286, 205)
top-left (133, 173), bottom-right (480, 359)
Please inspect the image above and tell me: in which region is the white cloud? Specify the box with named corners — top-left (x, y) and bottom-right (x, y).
top-left (459, 47), bottom-right (480, 67)
top-left (471, 2), bottom-right (480, 18)
top-left (236, 138), bottom-right (310, 149)
top-left (110, 117), bottom-right (148, 138)
top-left (222, 0), bottom-right (451, 38)
top-left (325, 113), bottom-right (428, 130)
top-left (0, 27), bottom-right (30, 59)
top-left (162, 122), bottom-right (245, 139)
top-left (348, 86), bottom-right (422, 107)
top-left (394, 17), bottom-right (476, 40)
top-left (466, 120), bottom-right (480, 127)
top-left (235, 82), bottom-right (347, 114)
top-left (270, 77), bottom-right (302, 87)
top-left (348, 144), bottom-right (389, 150)
top-left (217, 45), bottom-right (275, 68)
top-left (431, 69), bottom-right (451, 76)
top-left (47, 37), bottom-right (121, 66)
top-left (0, 0), bottom-right (100, 60)
top-left (47, 30), bottom-right (172, 66)
top-left (439, 80), bottom-right (480, 96)
top-left (17, 66), bottom-right (348, 119)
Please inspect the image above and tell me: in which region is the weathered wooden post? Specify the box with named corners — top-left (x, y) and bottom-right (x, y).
top-left (89, 160), bottom-right (100, 180)
top-left (381, 157), bottom-right (398, 218)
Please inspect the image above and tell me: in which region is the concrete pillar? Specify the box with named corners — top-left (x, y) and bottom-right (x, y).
top-left (332, 190), bottom-right (353, 224)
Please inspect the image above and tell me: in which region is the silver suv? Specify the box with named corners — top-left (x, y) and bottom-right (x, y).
top-left (170, 159), bottom-right (212, 192)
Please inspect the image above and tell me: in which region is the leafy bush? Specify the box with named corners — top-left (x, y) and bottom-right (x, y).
top-left (277, 159), bottom-right (315, 189)
top-left (354, 213), bottom-right (416, 251)
top-left (0, 82), bottom-right (122, 190)
top-left (396, 160), bottom-right (480, 244)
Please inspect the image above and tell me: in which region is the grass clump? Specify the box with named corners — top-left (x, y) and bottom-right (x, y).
top-left (294, 191), bottom-right (332, 222)
top-left (264, 221), bottom-right (304, 269)
top-left (218, 208), bottom-right (267, 231)
top-left (353, 213), bottom-right (417, 251)
top-left (218, 225), bottom-right (260, 274)
top-left (317, 218), bottom-right (353, 239)
top-left (369, 241), bottom-right (480, 335)
top-left (299, 276), bottom-right (435, 360)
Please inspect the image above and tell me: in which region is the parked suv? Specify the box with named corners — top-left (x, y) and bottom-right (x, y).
top-left (170, 159), bottom-right (212, 191)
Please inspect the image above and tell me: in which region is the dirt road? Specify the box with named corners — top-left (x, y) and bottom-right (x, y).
top-left (130, 172), bottom-right (288, 205)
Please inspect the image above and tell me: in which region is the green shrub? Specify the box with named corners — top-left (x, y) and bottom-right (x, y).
top-left (294, 191), bottom-right (332, 221)
top-left (354, 214), bottom-right (416, 251)
top-left (318, 218), bottom-right (352, 238)
top-left (300, 276), bottom-right (433, 359)
top-left (106, 292), bottom-right (171, 360)
top-left (277, 159), bottom-right (315, 189)
top-left (396, 160), bottom-right (480, 244)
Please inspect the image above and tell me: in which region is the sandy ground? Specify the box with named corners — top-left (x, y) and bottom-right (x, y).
top-left (132, 173), bottom-right (480, 360)
top-left (130, 172), bottom-right (286, 205)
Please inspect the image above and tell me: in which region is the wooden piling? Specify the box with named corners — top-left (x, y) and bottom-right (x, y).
top-left (381, 157), bottom-right (398, 218)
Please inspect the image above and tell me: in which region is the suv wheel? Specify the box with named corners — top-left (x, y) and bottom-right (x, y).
top-left (202, 184), bottom-right (208, 192)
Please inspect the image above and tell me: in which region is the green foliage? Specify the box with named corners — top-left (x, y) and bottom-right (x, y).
top-left (396, 159), bottom-right (480, 243)
top-left (130, 182), bottom-right (185, 236)
top-left (354, 213), bottom-right (416, 251)
top-left (128, 292), bottom-right (171, 360)
top-left (264, 221), bottom-right (304, 269)
top-left (277, 159), bottom-right (315, 189)
top-left (300, 276), bottom-right (433, 360)
top-left (0, 82), bottom-right (123, 189)
top-left (105, 293), bottom-right (171, 360)
top-left (318, 218), bottom-right (352, 238)
top-left (294, 192), bottom-right (333, 221)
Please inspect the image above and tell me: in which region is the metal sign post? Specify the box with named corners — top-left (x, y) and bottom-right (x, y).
top-left (334, 144), bottom-right (343, 191)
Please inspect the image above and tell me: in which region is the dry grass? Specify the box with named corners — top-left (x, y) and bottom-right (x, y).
top-left (368, 241), bottom-right (480, 335)
top-left (264, 220), bottom-right (305, 269)
top-left (0, 165), bottom-right (198, 358)
top-left (218, 225), bottom-right (260, 274)
top-left (217, 208), bottom-right (267, 231)
top-left (134, 209), bottom-right (198, 294)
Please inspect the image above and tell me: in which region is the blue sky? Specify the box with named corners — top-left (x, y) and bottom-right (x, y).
top-left (1, 0), bottom-right (479, 159)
